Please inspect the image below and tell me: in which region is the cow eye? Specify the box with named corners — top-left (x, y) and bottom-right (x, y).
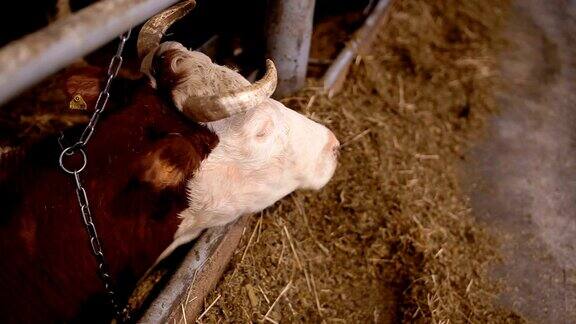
top-left (255, 118), bottom-right (274, 138)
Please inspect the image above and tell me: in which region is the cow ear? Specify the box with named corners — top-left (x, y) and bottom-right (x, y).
top-left (135, 134), bottom-right (215, 190)
top-left (64, 67), bottom-right (103, 111)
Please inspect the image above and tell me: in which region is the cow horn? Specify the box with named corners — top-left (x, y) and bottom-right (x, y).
top-left (137, 1), bottom-right (196, 87)
top-left (137, 1), bottom-right (196, 61)
top-left (177, 59), bottom-right (277, 122)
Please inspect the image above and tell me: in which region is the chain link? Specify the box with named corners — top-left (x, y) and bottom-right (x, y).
top-left (59, 28), bottom-right (132, 322)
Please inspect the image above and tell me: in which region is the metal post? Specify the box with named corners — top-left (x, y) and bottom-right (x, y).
top-left (265, 0), bottom-right (316, 98)
top-left (0, 0), bottom-right (184, 106)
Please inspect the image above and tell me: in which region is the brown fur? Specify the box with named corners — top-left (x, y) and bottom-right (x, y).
top-left (0, 73), bottom-right (218, 323)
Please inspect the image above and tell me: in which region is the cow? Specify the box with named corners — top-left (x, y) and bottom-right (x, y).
top-left (0, 1), bottom-right (339, 323)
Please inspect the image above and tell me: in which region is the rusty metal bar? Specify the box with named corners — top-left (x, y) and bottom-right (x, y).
top-left (0, 0), bottom-right (183, 106)
top-left (140, 215), bottom-right (250, 323)
top-left (265, 0), bottom-right (316, 98)
top-left (322, 0), bottom-right (396, 96)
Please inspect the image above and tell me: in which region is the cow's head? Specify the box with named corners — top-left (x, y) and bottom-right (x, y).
top-left (137, 1), bottom-right (339, 244)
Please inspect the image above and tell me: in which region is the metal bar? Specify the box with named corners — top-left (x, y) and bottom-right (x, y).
top-left (322, 0), bottom-right (397, 97)
top-left (0, 0), bottom-right (182, 106)
top-left (265, 0), bottom-right (316, 98)
top-left (140, 215), bottom-right (251, 323)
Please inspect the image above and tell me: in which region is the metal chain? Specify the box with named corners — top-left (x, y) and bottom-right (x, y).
top-left (59, 28), bottom-right (132, 322)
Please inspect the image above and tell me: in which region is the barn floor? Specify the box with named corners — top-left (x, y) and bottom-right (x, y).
top-left (200, 0), bottom-right (526, 322)
top-left (464, 0), bottom-right (576, 322)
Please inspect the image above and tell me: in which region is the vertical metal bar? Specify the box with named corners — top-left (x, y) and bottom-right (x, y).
top-left (0, 0), bottom-right (183, 106)
top-left (265, 0), bottom-right (316, 97)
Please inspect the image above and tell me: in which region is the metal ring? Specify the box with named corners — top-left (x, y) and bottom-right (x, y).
top-left (63, 141), bottom-right (85, 156)
top-left (59, 146), bottom-right (87, 174)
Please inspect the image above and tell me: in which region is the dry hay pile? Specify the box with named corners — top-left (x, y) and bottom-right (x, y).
top-left (200, 0), bottom-right (524, 323)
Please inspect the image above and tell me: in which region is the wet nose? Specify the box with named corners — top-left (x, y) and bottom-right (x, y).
top-left (325, 131), bottom-right (340, 156)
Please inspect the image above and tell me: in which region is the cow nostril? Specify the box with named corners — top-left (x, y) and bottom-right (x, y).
top-left (333, 144), bottom-right (340, 157)
top-left (324, 131), bottom-right (340, 157)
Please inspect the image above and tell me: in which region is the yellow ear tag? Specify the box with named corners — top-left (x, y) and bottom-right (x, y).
top-left (69, 94), bottom-right (87, 110)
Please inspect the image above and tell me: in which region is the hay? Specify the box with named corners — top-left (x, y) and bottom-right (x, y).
top-left (202, 0), bottom-right (525, 322)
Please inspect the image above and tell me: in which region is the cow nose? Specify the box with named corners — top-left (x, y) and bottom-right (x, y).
top-left (325, 131), bottom-right (340, 157)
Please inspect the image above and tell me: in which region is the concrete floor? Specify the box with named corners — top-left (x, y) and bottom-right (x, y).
top-left (464, 0), bottom-right (576, 322)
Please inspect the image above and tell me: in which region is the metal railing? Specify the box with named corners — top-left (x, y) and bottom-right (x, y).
top-left (0, 0), bottom-right (182, 106)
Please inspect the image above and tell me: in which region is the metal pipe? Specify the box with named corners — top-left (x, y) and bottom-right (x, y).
top-left (0, 0), bottom-right (183, 106)
top-left (140, 216), bottom-right (250, 323)
top-left (322, 0), bottom-right (396, 96)
top-left (265, 0), bottom-right (316, 98)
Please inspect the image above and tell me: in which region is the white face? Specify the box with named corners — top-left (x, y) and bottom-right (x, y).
top-left (149, 44), bottom-right (339, 247)
top-left (175, 99), bottom-right (339, 239)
